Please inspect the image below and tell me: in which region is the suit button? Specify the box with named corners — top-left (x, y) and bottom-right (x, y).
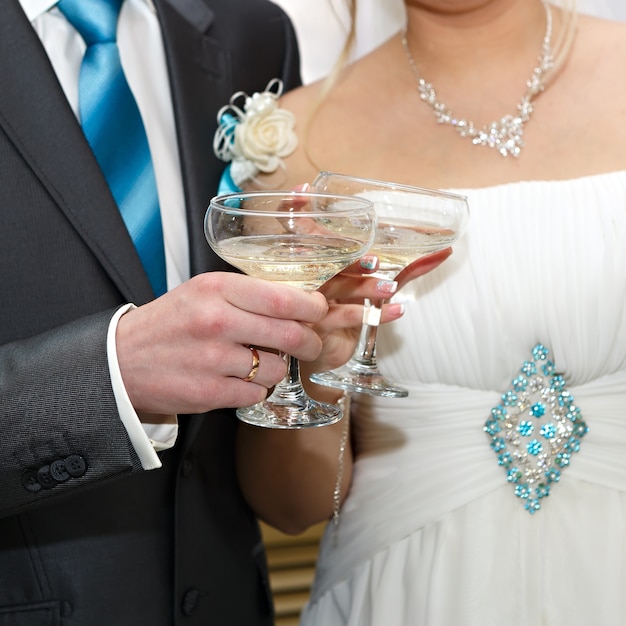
top-left (65, 455), bottom-right (87, 477)
top-left (181, 588), bottom-right (200, 616)
top-left (37, 465), bottom-right (57, 488)
top-left (21, 470), bottom-right (41, 493)
top-left (50, 459), bottom-right (70, 482)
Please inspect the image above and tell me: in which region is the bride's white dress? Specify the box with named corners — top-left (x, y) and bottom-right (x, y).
top-left (300, 171), bottom-right (626, 626)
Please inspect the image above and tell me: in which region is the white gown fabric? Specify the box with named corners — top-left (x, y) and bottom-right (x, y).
top-left (300, 171), bottom-right (626, 626)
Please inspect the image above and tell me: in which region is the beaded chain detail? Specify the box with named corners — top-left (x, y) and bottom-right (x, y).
top-left (332, 392), bottom-right (351, 528)
top-left (401, 2), bottom-right (555, 158)
top-left (484, 344), bottom-right (588, 514)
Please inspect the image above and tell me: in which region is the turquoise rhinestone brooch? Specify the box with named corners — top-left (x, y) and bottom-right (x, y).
top-left (485, 344), bottom-right (588, 514)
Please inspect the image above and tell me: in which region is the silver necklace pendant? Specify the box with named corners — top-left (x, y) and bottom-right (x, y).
top-left (401, 2), bottom-right (554, 158)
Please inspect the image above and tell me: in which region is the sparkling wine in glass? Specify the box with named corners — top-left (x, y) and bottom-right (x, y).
top-left (204, 190), bottom-right (376, 428)
top-left (310, 171), bottom-right (469, 397)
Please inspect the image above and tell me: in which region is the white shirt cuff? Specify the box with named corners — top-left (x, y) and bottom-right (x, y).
top-left (107, 304), bottom-right (178, 470)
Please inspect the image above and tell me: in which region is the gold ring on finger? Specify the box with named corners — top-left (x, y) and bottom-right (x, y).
top-left (242, 346), bottom-right (260, 382)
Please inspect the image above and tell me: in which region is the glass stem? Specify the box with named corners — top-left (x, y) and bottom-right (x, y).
top-left (270, 354), bottom-right (309, 405)
top-left (284, 354), bottom-right (303, 389)
top-left (351, 298), bottom-right (385, 368)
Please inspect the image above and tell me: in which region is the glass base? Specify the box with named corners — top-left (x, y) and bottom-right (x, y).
top-left (236, 396), bottom-right (343, 429)
top-left (310, 364), bottom-right (409, 398)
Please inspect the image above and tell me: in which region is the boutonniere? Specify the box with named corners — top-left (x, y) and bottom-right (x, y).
top-left (213, 78), bottom-right (298, 190)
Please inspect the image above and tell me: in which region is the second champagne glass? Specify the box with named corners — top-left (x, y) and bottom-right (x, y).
top-left (310, 171), bottom-right (469, 397)
top-left (205, 190), bottom-right (376, 428)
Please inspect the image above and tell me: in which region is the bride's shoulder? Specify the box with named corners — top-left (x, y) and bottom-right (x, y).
top-left (280, 80), bottom-right (324, 118)
top-left (575, 12), bottom-right (626, 49)
top-left (567, 15), bottom-right (626, 96)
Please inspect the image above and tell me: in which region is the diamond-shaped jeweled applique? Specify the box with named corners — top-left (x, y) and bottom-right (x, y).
top-left (484, 344), bottom-right (588, 514)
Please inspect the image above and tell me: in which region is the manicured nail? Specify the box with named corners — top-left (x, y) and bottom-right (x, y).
top-left (376, 280), bottom-right (398, 295)
top-left (292, 182), bottom-right (311, 192)
top-left (386, 303), bottom-right (405, 317)
top-left (359, 255), bottom-right (377, 270)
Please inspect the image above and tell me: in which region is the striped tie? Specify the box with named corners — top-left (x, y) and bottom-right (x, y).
top-left (57, 0), bottom-right (167, 296)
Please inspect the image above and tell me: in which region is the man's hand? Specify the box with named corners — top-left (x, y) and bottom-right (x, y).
top-left (116, 272), bottom-right (328, 415)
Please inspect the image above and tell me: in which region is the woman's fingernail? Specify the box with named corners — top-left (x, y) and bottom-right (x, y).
top-left (376, 280), bottom-right (398, 295)
top-left (387, 303), bottom-right (405, 317)
top-left (360, 255), bottom-right (378, 270)
top-left (292, 182), bottom-right (311, 192)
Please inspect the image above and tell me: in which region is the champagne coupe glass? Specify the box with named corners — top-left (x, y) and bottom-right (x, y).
top-left (204, 190), bottom-right (376, 428)
top-left (310, 171), bottom-right (469, 397)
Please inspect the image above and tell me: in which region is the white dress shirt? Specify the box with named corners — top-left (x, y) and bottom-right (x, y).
top-left (21, 0), bottom-right (186, 468)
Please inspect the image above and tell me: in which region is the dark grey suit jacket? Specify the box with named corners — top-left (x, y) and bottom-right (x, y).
top-left (0, 0), bottom-right (300, 623)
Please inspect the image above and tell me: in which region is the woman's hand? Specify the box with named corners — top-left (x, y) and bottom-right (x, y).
top-left (395, 247), bottom-right (452, 289)
top-left (300, 248), bottom-right (452, 393)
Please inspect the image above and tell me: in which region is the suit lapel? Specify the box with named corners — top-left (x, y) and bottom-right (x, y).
top-left (155, 0), bottom-right (302, 280)
top-left (0, 0), bottom-right (156, 304)
top-left (154, 0), bottom-right (236, 277)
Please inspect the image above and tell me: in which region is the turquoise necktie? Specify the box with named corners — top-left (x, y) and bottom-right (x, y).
top-left (57, 0), bottom-right (167, 296)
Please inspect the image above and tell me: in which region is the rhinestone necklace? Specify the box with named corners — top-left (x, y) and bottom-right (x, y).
top-left (400, 2), bottom-right (554, 158)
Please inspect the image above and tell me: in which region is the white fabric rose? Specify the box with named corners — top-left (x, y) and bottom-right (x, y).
top-left (213, 79), bottom-right (299, 189)
top-left (233, 103), bottom-right (297, 173)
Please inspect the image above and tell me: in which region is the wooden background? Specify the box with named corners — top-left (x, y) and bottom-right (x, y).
top-left (261, 521), bottom-right (327, 626)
